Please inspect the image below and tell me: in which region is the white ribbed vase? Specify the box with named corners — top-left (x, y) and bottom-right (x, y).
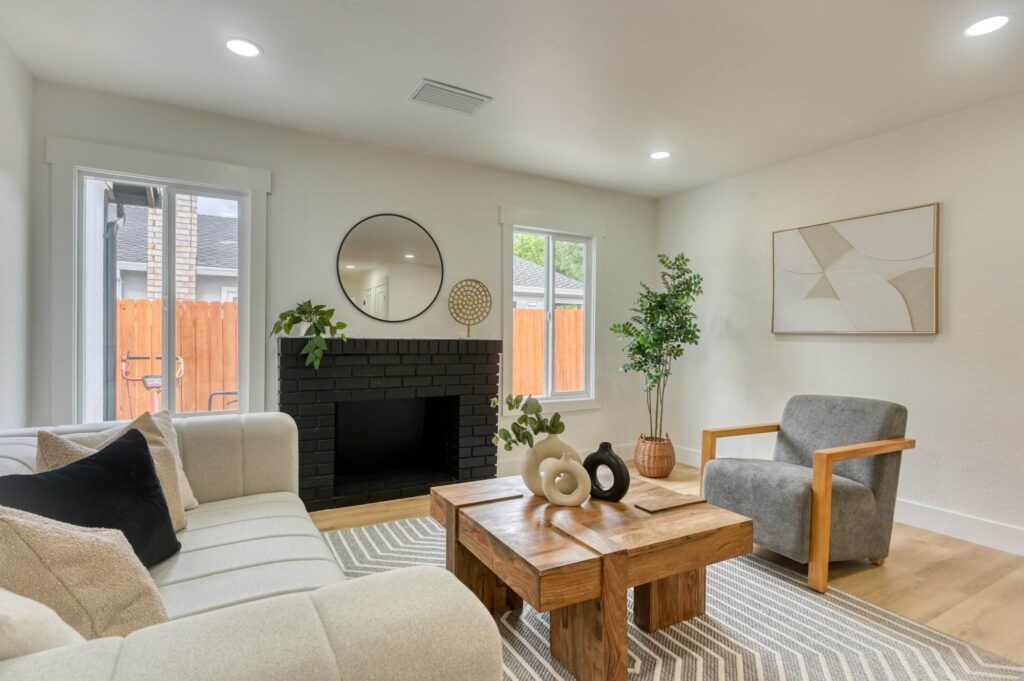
top-left (521, 434), bottom-right (581, 497)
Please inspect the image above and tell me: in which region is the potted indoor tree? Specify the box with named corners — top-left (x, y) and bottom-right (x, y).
top-left (271, 300), bottom-right (348, 370)
top-left (611, 253), bottom-right (703, 478)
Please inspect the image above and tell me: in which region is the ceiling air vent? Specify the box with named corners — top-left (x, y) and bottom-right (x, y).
top-left (409, 79), bottom-right (492, 115)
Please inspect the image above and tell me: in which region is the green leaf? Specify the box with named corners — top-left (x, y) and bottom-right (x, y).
top-left (522, 397), bottom-right (542, 415)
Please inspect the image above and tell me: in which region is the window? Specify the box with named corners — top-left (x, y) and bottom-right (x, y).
top-left (79, 173), bottom-right (245, 420)
top-left (509, 226), bottom-right (593, 401)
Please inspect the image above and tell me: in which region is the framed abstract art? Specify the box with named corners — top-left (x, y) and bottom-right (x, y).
top-left (772, 204), bottom-right (938, 334)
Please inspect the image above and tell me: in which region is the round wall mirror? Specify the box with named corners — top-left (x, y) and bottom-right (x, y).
top-left (337, 214), bottom-right (443, 322)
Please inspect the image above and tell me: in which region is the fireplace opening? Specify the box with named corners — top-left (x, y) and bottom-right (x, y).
top-left (333, 396), bottom-right (459, 504)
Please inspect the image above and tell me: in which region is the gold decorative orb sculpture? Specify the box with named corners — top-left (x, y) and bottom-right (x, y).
top-left (448, 279), bottom-right (491, 337)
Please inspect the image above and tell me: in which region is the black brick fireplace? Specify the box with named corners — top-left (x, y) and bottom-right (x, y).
top-left (277, 338), bottom-right (501, 511)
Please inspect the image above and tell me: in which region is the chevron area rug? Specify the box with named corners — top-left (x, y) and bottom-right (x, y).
top-left (323, 517), bottom-right (1023, 681)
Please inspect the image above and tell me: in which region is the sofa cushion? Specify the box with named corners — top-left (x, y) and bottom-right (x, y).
top-left (150, 492), bottom-right (343, 620)
top-left (37, 425), bottom-right (187, 534)
top-left (0, 587), bottom-right (85, 661)
top-left (0, 430), bottom-right (181, 567)
top-left (0, 506), bottom-right (168, 639)
top-left (703, 458), bottom-right (884, 562)
top-left (56, 412), bottom-right (190, 528)
top-left (0, 568), bottom-right (503, 681)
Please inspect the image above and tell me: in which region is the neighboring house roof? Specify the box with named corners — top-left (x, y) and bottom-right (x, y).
top-left (512, 255), bottom-right (583, 291)
top-left (114, 204), bottom-right (238, 270)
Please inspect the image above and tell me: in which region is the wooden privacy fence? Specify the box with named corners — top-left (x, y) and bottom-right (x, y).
top-left (512, 309), bottom-right (584, 395)
top-left (116, 299), bottom-right (238, 419)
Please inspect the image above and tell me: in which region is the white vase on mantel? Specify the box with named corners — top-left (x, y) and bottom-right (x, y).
top-left (521, 433), bottom-right (581, 497)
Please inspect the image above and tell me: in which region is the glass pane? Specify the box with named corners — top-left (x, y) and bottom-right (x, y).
top-left (93, 178), bottom-right (166, 420)
top-left (553, 240), bottom-right (586, 393)
top-left (511, 231), bottom-right (547, 397)
top-left (173, 194), bottom-right (240, 413)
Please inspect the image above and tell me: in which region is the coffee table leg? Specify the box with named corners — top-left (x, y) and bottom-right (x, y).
top-left (444, 506), bottom-right (522, 616)
top-left (550, 553), bottom-right (628, 681)
top-left (633, 566), bottom-right (706, 632)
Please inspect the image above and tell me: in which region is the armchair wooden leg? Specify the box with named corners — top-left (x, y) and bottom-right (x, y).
top-left (699, 431), bottom-right (716, 496)
top-left (870, 557), bottom-right (885, 566)
top-left (808, 458), bottom-right (833, 593)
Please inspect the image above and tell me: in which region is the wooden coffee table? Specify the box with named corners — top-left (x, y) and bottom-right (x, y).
top-left (431, 476), bottom-right (753, 681)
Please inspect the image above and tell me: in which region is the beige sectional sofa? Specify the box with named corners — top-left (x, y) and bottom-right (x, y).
top-left (0, 413), bottom-right (503, 680)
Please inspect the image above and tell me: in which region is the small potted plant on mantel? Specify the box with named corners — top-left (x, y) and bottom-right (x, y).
top-left (271, 300), bottom-right (348, 370)
top-left (611, 253), bottom-right (703, 478)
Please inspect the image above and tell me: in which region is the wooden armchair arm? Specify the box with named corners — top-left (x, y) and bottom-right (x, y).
top-left (813, 437), bottom-right (915, 464)
top-left (699, 423), bottom-right (779, 493)
top-left (809, 437), bottom-right (916, 592)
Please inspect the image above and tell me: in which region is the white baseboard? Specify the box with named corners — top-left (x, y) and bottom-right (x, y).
top-left (894, 499), bottom-right (1024, 556)
top-left (674, 446), bottom-right (1023, 556)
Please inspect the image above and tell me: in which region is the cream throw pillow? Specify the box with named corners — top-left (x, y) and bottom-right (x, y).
top-left (0, 587), bottom-right (85, 661)
top-left (36, 414), bottom-right (187, 532)
top-left (63, 411), bottom-right (198, 511)
top-left (0, 506), bottom-right (167, 639)
top-left (150, 411), bottom-right (199, 510)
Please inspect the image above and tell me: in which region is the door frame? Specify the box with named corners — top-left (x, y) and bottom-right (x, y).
top-left (45, 137), bottom-right (271, 424)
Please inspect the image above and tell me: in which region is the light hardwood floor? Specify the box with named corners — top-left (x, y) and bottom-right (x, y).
top-left (312, 462), bottom-right (1024, 663)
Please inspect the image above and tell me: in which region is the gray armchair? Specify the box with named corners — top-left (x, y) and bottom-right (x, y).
top-left (700, 395), bottom-right (915, 592)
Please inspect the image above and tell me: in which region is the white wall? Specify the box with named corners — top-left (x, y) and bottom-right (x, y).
top-left (29, 82), bottom-right (656, 459)
top-left (0, 38), bottom-right (32, 427)
top-left (658, 92), bottom-right (1024, 555)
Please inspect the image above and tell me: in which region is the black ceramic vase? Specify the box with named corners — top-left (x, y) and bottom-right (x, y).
top-left (583, 442), bottom-right (631, 502)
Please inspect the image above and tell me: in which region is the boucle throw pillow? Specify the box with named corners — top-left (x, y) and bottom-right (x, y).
top-left (0, 506), bottom-right (167, 639)
top-left (151, 410), bottom-right (198, 510)
top-left (67, 412), bottom-right (198, 511)
top-left (0, 587), bottom-right (85, 661)
top-left (38, 412), bottom-right (188, 531)
top-left (2, 429), bottom-right (181, 567)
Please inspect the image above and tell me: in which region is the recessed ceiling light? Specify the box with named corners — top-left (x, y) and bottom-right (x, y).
top-left (649, 151), bottom-right (672, 160)
top-left (345, 265), bottom-right (355, 269)
top-left (404, 253), bottom-right (415, 259)
top-left (225, 38), bottom-right (262, 57)
top-left (964, 16), bottom-right (1010, 37)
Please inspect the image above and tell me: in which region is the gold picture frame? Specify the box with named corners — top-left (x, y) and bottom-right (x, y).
top-left (771, 203), bottom-right (939, 335)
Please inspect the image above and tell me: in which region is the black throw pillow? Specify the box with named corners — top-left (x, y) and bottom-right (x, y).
top-left (0, 428), bottom-right (180, 567)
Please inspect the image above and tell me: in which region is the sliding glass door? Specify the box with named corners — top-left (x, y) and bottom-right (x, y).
top-left (79, 173), bottom-right (245, 421)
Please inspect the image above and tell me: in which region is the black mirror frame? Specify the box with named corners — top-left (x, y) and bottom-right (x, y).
top-left (336, 213), bottom-right (444, 323)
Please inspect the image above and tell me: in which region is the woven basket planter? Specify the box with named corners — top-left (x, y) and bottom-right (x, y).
top-left (633, 434), bottom-right (676, 478)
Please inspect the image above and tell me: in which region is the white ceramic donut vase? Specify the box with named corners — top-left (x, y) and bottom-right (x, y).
top-left (541, 453), bottom-right (591, 507)
top-left (521, 434), bottom-right (581, 497)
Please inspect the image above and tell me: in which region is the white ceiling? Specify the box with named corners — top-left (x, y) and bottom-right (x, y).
top-left (3, 0), bottom-right (1023, 197)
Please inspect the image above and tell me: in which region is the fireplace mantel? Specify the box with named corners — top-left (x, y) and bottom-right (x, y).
top-left (277, 337), bottom-right (501, 510)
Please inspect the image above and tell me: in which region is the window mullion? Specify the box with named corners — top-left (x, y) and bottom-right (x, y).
top-left (162, 189), bottom-right (177, 415)
top-left (545, 235), bottom-right (555, 397)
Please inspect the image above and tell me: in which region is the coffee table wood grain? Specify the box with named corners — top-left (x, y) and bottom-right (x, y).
top-left (431, 477), bottom-right (753, 681)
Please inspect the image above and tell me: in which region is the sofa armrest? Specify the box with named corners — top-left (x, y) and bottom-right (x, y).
top-left (174, 412), bottom-right (298, 504)
top-left (0, 567), bottom-right (502, 681)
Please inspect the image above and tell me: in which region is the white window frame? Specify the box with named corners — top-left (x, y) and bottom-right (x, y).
top-left (45, 137), bottom-right (271, 424)
top-left (500, 207), bottom-right (598, 414)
